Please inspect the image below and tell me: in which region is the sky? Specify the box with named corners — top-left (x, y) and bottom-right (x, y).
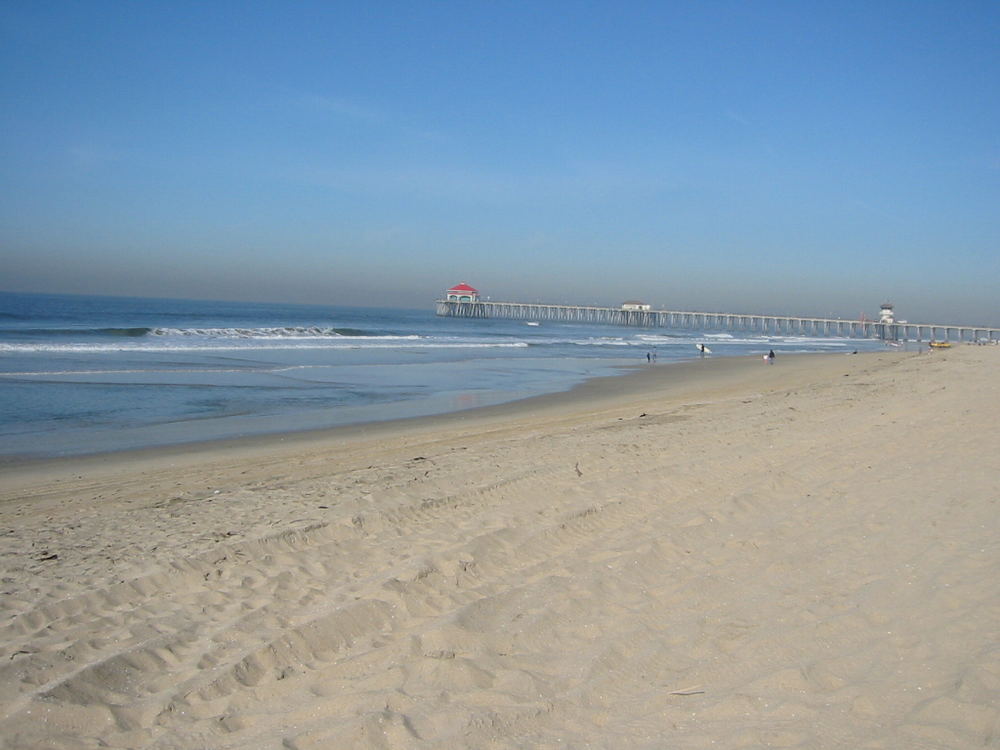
top-left (1, 1), bottom-right (998, 325)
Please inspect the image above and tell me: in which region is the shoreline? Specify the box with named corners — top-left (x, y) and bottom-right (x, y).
top-left (2, 350), bottom-right (883, 495)
top-left (3, 345), bottom-right (997, 749)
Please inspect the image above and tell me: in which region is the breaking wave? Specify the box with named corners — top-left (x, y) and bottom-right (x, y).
top-left (149, 326), bottom-right (389, 338)
top-left (0, 340), bottom-right (530, 354)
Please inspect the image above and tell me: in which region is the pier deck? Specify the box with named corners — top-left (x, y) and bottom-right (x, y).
top-left (436, 300), bottom-right (999, 343)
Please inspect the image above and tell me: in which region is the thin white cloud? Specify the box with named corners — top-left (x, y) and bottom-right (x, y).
top-left (67, 144), bottom-right (120, 169)
top-left (293, 162), bottom-right (671, 204)
top-left (295, 92), bottom-right (452, 144)
top-left (723, 108), bottom-right (752, 126)
top-left (299, 94), bottom-right (384, 123)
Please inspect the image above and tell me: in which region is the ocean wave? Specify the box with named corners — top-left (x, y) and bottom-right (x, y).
top-left (3, 326), bottom-right (154, 337)
top-left (632, 334), bottom-right (696, 344)
top-left (2, 325), bottom-right (399, 340)
top-left (149, 326), bottom-right (403, 338)
top-left (0, 341), bottom-right (530, 354)
top-left (103, 327), bottom-right (152, 337)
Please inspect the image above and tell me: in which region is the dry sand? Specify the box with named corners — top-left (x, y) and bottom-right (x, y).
top-left (1, 346), bottom-right (998, 749)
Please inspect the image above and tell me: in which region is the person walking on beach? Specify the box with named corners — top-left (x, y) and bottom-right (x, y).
top-left (768, 349), bottom-right (775, 364)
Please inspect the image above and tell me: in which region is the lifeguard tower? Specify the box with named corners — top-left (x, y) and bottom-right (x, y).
top-left (878, 303), bottom-right (898, 341)
top-left (879, 303), bottom-right (895, 325)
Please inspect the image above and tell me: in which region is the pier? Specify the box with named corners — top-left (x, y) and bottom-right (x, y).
top-left (435, 299), bottom-right (1000, 344)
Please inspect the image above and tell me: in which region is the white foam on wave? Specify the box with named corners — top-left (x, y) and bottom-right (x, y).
top-left (632, 334), bottom-right (693, 344)
top-left (0, 341), bottom-right (530, 354)
top-left (572, 339), bottom-right (631, 347)
top-left (150, 326), bottom-right (420, 339)
top-left (772, 336), bottom-right (853, 346)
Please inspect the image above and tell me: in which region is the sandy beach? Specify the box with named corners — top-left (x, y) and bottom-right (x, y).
top-left (1, 346), bottom-right (998, 749)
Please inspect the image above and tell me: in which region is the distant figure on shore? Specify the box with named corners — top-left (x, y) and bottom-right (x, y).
top-left (768, 349), bottom-right (775, 364)
top-left (647, 352), bottom-right (652, 363)
top-left (698, 344), bottom-right (707, 356)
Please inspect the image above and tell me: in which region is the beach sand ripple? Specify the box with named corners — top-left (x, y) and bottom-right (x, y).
top-left (1, 348), bottom-right (998, 748)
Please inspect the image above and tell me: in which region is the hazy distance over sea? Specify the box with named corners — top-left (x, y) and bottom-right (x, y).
top-left (0, 292), bottom-right (888, 459)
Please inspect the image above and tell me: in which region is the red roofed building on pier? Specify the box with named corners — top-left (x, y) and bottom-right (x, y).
top-left (445, 282), bottom-right (480, 302)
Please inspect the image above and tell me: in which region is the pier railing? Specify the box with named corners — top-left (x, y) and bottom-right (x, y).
top-left (435, 300), bottom-right (1000, 343)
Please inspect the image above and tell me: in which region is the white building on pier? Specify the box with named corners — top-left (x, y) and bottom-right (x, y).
top-left (445, 282), bottom-right (480, 303)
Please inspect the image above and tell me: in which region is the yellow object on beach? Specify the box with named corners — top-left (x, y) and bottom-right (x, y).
top-left (929, 341), bottom-right (952, 348)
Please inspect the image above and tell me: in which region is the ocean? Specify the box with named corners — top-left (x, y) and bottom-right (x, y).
top-left (0, 292), bottom-right (887, 459)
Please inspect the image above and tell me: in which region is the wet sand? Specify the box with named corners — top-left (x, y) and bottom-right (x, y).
top-left (1, 347), bottom-right (998, 748)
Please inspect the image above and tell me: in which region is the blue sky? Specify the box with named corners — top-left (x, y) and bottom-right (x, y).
top-left (2, 1), bottom-right (998, 324)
